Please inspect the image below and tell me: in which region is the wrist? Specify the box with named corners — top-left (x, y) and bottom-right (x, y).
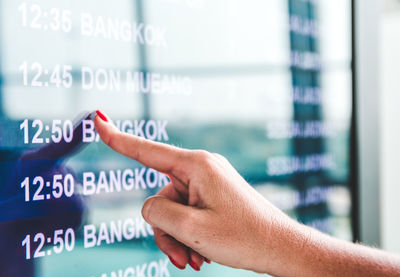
top-left (255, 210), bottom-right (312, 276)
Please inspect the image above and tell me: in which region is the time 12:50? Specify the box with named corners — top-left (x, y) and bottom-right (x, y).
top-left (20, 119), bottom-right (74, 144)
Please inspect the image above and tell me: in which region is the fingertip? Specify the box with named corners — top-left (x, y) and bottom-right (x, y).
top-left (94, 110), bottom-right (110, 130)
top-left (189, 260), bottom-right (201, 271)
top-left (153, 228), bottom-right (190, 270)
top-left (142, 195), bottom-right (165, 226)
top-left (189, 250), bottom-right (204, 271)
top-left (93, 115), bottom-right (103, 133)
top-left (96, 109), bottom-right (108, 122)
top-left (141, 196), bottom-right (156, 225)
top-left (94, 116), bottom-right (108, 144)
top-left (94, 114), bottom-right (107, 134)
top-left (168, 256), bottom-right (186, 270)
top-left (94, 111), bottom-right (120, 146)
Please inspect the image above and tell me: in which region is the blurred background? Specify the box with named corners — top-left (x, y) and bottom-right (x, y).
top-left (0, 0), bottom-right (398, 276)
top-left (376, 0), bottom-right (400, 254)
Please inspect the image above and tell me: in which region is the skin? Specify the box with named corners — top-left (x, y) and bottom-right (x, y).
top-left (94, 111), bottom-right (400, 276)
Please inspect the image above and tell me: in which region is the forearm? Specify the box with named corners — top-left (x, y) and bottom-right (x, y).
top-left (306, 229), bottom-right (400, 277)
top-left (266, 221), bottom-right (400, 277)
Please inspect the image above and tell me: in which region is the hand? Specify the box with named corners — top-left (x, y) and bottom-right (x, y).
top-left (94, 110), bottom-right (305, 274)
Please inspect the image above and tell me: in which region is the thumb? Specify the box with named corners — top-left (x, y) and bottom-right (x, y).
top-left (142, 195), bottom-right (204, 247)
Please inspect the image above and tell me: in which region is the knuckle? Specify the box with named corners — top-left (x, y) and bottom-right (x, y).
top-left (213, 153), bottom-right (228, 162)
top-left (192, 150), bottom-right (214, 164)
top-left (178, 209), bottom-right (198, 233)
top-left (164, 148), bottom-right (186, 174)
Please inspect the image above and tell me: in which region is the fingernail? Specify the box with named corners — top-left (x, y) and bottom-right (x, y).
top-left (205, 258), bottom-right (211, 264)
top-left (96, 110), bottom-right (108, 122)
top-left (189, 260), bottom-right (200, 271)
top-left (168, 256), bottom-right (185, 270)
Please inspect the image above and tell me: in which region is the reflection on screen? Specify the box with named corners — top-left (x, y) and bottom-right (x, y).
top-left (0, 0), bottom-right (353, 276)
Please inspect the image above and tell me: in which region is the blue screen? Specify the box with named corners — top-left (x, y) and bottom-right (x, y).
top-left (0, 0), bottom-right (353, 276)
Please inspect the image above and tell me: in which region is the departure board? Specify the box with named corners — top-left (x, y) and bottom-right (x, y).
top-left (0, 0), bottom-right (353, 276)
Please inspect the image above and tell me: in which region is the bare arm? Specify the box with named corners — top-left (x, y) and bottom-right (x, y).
top-left (282, 223), bottom-right (400, 277)
top-left (94, 110), bottom-right (400, 276)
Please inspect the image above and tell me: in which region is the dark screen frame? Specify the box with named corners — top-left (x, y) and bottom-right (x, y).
top-left (350, 0), bottom-right (360, 242)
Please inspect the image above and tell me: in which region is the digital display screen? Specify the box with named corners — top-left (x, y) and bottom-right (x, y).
top-left (0, 0), bottom-right (353, 276)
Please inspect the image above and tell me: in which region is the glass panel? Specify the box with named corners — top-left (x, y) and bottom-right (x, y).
top-left (0, 0), bottom-right (353, 276)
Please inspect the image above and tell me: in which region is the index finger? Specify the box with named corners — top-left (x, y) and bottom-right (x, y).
top-left (94, 111), bottom-right (190, 178)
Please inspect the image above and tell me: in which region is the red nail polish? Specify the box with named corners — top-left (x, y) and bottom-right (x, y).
top-left (205, 258), bottom-right (211, 264)
top-left (96, 110), bottom-right (108, 122)
top-left (168, 256), bottom-right (185, 270)
top-left (189, 260), bottom-right (200, 271)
